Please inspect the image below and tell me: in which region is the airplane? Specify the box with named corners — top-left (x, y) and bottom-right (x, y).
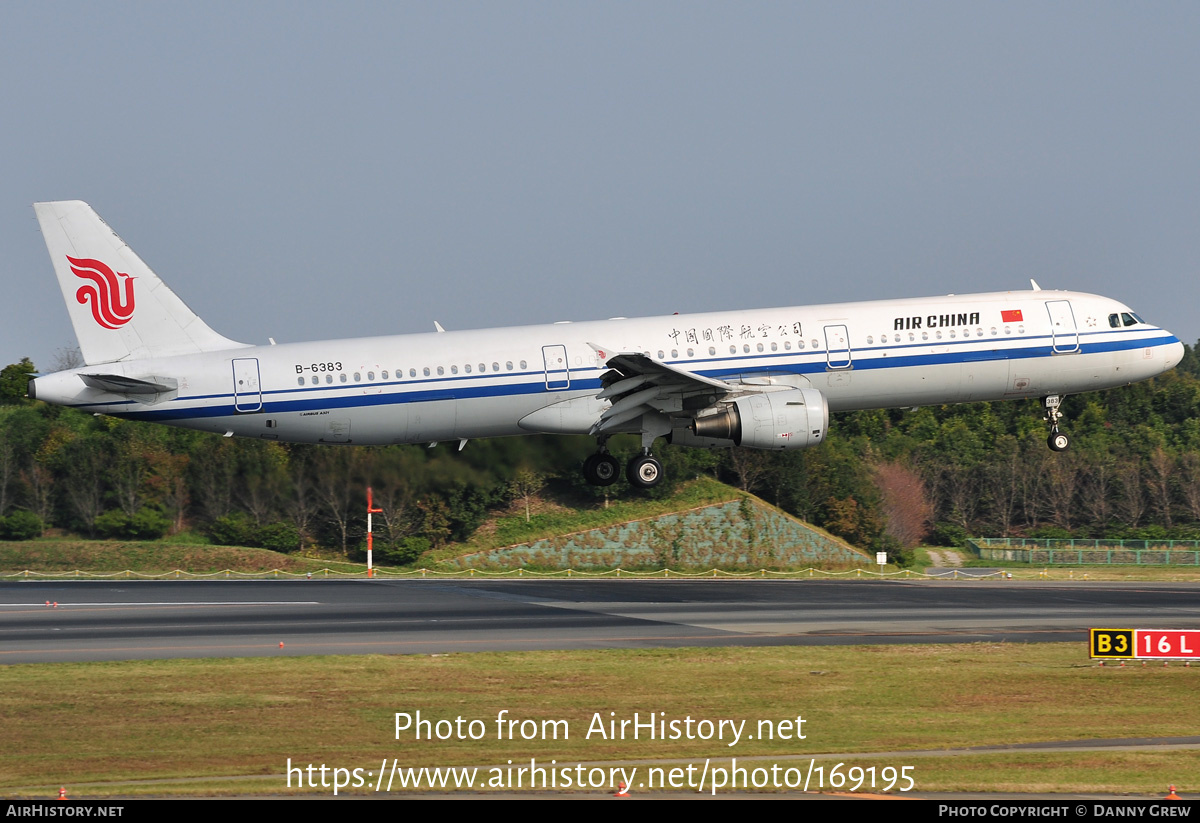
top-left (27, 200), bottom-right (1185, 489)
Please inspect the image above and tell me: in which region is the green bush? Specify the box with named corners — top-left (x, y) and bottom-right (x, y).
top-left (1028, 525), bottom-right (1074, 540)
top-left (929, 522), bottom-right (969, 547)
top-left (207, 513), bottom-right (256, 546)
top-left (256, 522), bottom-right (301, 553)
top-left (94, 508), bottom-right (171, 540)
top-left (0, 509), bottom-right (44, 540)
top-left (377, 536), bottom-right (430, 566)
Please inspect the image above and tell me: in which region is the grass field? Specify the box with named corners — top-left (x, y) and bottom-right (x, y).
top-left (1, 643), bottom-right (1196, 797)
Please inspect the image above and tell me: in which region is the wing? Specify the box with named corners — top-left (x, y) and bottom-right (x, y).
top-left (586, 343), bottom-right (735, 435)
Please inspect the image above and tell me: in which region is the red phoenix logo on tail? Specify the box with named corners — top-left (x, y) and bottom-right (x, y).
top-left (68, 256), bottom-right (135, 329)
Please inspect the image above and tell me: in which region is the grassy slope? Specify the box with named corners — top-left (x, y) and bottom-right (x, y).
top-left (0, 478), bottom-right (799, 574)
top-left (0, 540), bottom-right (362, 575)
top-left (426, 476), bottom-right (744, 562)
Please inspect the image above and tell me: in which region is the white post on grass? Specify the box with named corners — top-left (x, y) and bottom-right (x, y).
top-left (367, 486), bottom-right (382, 578)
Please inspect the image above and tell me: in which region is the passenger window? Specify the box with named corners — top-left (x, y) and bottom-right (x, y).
top-left (450, 365), bottom-right (458, 374)
top-left (671, 349), bottom-right (678, 359)
top-left (520, 360), bottom-right (528, 369)
top-left (492, 362), bottom-right (499, 372)
top-left (506, 361), bottom-right (513, 370)
top-left (423, 367), bottom-right (430, 377)
top-left (479, 363), bottom-right (486, 373)
top-left (297, 377), bottom-right (304, 386)
top-left (756, 343), bottom-right (764, 352)
top-left (340, 374), bottom-right (348, 383)
top-left (730, 345), bottom-right (737, 354)
top-left (709, 346), bottom-right (716, 356)
top-left (409, 368), bottom-right (416, 378)
top-left (437, 366), bottom-right (444, 376)
top-left (784, 341), bottom-right (792, 350)
top-left (465, 364), bottom-right (472, 373)
top-left (325, 374), bottom-right (333, 384)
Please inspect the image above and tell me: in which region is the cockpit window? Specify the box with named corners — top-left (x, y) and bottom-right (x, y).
top-left (1122, 313), bottom-right (1137, 327)
top-left (1108, 314), bottom-right (1120, 328)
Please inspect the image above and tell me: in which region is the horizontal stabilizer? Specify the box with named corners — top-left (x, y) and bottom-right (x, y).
top-left (79, 373), bottom-right (178, 394)
top-left (78, 373), bottom-right (178, 404)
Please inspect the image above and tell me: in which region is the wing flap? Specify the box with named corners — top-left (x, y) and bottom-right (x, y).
top-left (586, 343), bottom-right (734, 435)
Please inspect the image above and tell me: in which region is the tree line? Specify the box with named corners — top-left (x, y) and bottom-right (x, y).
top-left (3, 344), bottom-right (1200, 562)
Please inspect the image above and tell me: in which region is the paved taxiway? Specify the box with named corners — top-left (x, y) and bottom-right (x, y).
top-left (1, 579), bottom-right (1198, 663)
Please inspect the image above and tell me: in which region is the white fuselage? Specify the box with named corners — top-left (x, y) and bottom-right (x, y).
top-left (31, 289), bottom-right (1184, 445)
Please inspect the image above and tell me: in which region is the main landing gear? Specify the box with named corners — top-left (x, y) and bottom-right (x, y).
top-left (582, 440), bottom-right (664, 489)
top-left (582, 451), bottom-right (620, 486)
top-left (625, 452), bottom-right (664, 489)
top-left (1043, 395), bottom-right (1070, 452)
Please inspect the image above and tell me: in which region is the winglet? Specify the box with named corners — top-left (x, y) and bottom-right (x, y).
top-left (1030, 279), bottom-right (1042, 291)
top-left (586, 342), bottom-right (615, 363)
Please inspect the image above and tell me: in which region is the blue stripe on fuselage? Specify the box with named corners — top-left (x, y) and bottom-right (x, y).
top-left (90, 331), bottom-right (1182, 423)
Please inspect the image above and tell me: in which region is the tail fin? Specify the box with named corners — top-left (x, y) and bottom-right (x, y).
top-left (34, 201), bottom-right (247, 365)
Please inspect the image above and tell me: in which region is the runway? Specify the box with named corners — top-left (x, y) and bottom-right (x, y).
top-left (2, 578), bottom-right (1199, 663)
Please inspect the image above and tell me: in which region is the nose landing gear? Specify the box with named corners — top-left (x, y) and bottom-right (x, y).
top-left (1043, 395), bottom-right (1070, 452)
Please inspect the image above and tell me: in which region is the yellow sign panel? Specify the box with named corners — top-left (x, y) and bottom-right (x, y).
top-left (1090, 628), bottom-right (1134, 659)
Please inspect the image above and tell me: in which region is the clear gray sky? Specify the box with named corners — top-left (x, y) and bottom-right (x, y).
top-left (3, 2), bottom-right (1198, 371)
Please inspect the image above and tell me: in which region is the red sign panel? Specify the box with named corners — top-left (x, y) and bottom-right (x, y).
top-left (1136, 630), bottom-right (1200, 659)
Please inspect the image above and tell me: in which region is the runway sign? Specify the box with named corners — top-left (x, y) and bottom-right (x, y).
top-left (1091, 628), bottom-right (1200, 659)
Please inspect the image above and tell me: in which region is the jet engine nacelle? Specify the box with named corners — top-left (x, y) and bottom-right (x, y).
top-left (690, 388), bottom-right (828, 450)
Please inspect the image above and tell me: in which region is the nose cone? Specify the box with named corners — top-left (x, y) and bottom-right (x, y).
top-left (1163, 338), bottom-right (1185, 372)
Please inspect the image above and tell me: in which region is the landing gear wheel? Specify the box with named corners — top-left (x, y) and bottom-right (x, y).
top-left (626, 455), bottom-right (664, 489)
top-left (582, 453), bottom-right (620, 486)
top-left (1041, 395), bottom-right (1070, 453)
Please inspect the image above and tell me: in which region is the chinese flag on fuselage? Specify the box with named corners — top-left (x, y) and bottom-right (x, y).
top-left (1001, 309), bottom-right (1023, 323)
